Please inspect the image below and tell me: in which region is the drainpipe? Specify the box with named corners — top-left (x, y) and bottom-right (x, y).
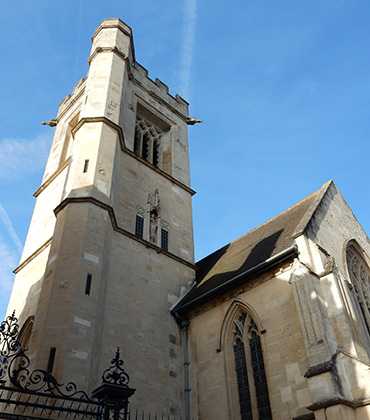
top-left (181, 319), bottom-right (191, 420)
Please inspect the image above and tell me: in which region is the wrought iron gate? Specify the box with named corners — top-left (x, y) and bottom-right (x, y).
top-left (0, 312), bottom-right (135, 420)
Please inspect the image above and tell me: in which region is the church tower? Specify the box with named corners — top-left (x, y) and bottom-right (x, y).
top-left (7, 19), bottom-right (195, 415)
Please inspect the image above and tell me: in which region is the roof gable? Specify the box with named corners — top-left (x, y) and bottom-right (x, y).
top-left (173, 181), bottom-right (334, 314)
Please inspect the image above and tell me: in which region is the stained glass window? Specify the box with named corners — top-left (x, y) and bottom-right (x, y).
top-left (233, 313), bottom-right (272, 420)
top-left (347, 245), bottom-right (370, 336)
top-left (234, 338), bottom-right (253, 419)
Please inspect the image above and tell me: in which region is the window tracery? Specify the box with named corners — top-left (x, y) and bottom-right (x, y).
top-left (232, 312), bottom-right (272, 420)
top-left (134, 116), bottom-right (162, 168)
top-left (346, 244), bottom-right (370, 336)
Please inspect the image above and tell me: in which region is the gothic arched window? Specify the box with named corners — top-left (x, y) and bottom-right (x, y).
top-left (232, 312), bottom-right (272, 420)
top-left (134, 116), bottom-right (162, 168)
top-left (18, 316), bottom-right (34, 351)
top-left (346, 243), bottom-right (370, 336)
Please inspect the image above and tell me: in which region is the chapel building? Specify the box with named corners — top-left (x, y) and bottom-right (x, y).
top-left (4, 18), bottom-right (370, 420)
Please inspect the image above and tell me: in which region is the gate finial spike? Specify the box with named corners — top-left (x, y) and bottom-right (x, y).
top-left (101, 347), bottom-right (130, 386)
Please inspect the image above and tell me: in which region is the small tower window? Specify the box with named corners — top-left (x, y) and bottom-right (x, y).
top-left (47, 347), bottom-right (57, 373)
top-left (135, 215), bottom-right (144, 239)
top-left (161, 229), bottom-right (168, 251)
top-left (83, 160), bottom-right (89, 173)
top-left (85, 274), bottom-right (92, 295)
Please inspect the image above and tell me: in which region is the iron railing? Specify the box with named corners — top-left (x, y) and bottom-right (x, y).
top-left (0, 312), bottom-right (135, 420)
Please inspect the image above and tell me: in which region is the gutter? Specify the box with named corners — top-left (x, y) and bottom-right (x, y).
top-left (173, 244), bottom-right (298, 315)
top-left (171, 314), bottom-right (191, 420)
top-left (180, 319), bottom-right (191, 420)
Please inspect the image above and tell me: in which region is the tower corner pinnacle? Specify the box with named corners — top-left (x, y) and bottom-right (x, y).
top-left (90, 18), bottom-right (135, 64)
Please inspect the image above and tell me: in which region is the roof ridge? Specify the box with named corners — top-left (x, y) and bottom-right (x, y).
top-left (292, 180), bottom-right (334, 238)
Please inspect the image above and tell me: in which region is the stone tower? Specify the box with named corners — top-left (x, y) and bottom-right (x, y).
top-left (7, 19), bottom-right (195, 415)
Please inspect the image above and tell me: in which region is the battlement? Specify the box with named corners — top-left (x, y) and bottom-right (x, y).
top-left (91, 18), bottom-right (133, 47)
top-left (56, 19), bottom-right (188, 126)
top-left (131, 61), bottom-right (188, 116)
top-left (89, 19), bottom-right (188, 116)
top-left (57, 77), bottom-right (86, 118)
top-left (89, 18), bottom-right (135, 69)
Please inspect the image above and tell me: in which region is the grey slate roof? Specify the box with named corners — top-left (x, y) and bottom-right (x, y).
top-left (173, 181), bottom-right (332, 314)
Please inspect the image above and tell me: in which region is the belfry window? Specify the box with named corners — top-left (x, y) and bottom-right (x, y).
top-left (346, 243), bottom-right (370, 336)
top-left (233, 313), bottom-right (272, 420)
top-left (134, 116), bottom-right (162, 168)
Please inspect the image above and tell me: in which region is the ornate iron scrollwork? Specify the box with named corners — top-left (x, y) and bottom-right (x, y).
top-left (0, 311), bottom-right (136, 420)
top-left (0, 311), bottom-right (90, 399)
top-left (0, 311), bottom-right (20, 360)
top-left (102, 347), bottom-right (130, 386)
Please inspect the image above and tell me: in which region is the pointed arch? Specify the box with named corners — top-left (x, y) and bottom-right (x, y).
top-left (220, 299), bottom-right (272, 420)
top-left (18, 316), bottom-right (34, 351)
top-left (133, 115), bottom-right (162, 168)
top-left (217, 298), bottom-right (264, 352)
top-left (345, 240), bottom-right (370, 341)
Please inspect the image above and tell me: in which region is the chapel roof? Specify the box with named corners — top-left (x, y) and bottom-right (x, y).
top-left (173, 181), bottom-right (333, 314)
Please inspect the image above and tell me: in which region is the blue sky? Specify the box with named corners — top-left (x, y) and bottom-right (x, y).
top-left (1, 1), bottom-right (369, 321)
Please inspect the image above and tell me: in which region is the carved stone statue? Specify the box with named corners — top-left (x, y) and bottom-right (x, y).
top-left (150, 213), bottom-right (158, 243)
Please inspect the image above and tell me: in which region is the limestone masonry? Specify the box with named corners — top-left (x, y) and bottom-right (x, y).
top-left (5, 18), bottom-right (370, 420)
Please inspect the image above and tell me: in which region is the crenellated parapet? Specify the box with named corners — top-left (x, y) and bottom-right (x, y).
top-left (130, 62), bottom-right (188, 118)
top-left (87, 18), bottom-right (188, 119)
top-left (57, 78), bottom-right (86, 120)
